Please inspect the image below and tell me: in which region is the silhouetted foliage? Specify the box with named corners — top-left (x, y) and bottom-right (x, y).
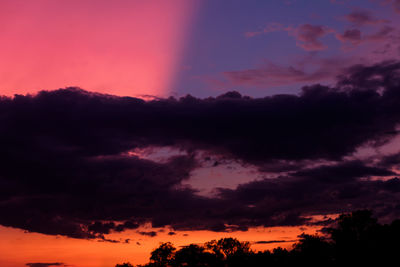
top-left (149, 242), bottom-right (176, 267)
top-left (116, 210), bottom-right (400, 267)
top-left (173, 244), bottom-right (218, 267)
top-left (115, 263), bottom-right (134, 267)
top-left (292, 234), bottom-right (333, 266)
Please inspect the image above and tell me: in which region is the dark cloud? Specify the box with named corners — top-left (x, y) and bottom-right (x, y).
top-left (217, 170), bottom-right (400, 227)
top-left (1, 61), bottom-right (400, 237)
top-left (293, 161), bottom-right (395, 182)
top-left (138, 231), bottom-right (158, 237)
top-left (380, 152), bottom-right (400, 167)
top-left (253, 240), bottom-right (296, 244)
top-left (26, 263), bottom-right (64, 267)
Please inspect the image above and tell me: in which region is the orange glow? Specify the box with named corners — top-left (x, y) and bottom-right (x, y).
top-left (0, 0), bottom-right (197, 97)
top-left (0, 225), bottom-right (320, 267)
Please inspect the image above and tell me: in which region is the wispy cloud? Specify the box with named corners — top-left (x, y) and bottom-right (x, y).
top-left (245, 23), bottom-right (333, 51)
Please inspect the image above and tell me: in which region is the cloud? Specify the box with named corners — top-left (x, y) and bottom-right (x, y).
top-left (223, 56), bottom-right (355, 87)
top-left (367, 26), bottom-right (396, 41)
top-left (245, 23), bottom-right (333, 51)
top-left (336, 29), bottom-right (362, 44)
top-left (343, 10), bottom-right (389, 26)
top-left (289, 24), bottom-right (334, 51)
top-left (1, 61), bottom-right (400, 236)
top-left (245, 23), bottom-right (285, 38)
top-left (26, 263), bottom-right (64, 267)
top-left (293, 161), bottom-right (395, 182)
top-left (224, 62), bottom-right (330, 86)
top-left (138, 231), bottom-right (158, 237)
top-left (336, 26), bottom-right (396, 47)
top-left (253, 240), bottom-right (296, 244)
top-left (217, 170), bottom-right (400, 227)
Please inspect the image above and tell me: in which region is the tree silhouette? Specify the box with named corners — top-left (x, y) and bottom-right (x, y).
top-left (149, 242), bottom-right (176, 267)
top-left (328, 210), bottom-right (398, 265)
top-left (205, 238), bottom-right (251, 259)
top-left (114, 210), bottom-right (400, 267)
top-left (115, 263), bottom-right (134, 267)
top-left (172, 244), bottom-right (219, 267)
top-left (204, 237), bottom-right (253, 267)
top-left (292, 234), bottom-right (333, 266)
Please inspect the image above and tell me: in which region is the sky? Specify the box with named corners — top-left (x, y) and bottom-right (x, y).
top-left (1, 0), bottom-right (400, 266)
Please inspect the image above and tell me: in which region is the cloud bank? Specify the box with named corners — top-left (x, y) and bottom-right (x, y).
top-left (1, 61), bottom-right (400, 238)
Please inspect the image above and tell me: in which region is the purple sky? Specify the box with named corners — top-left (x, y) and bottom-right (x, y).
top-left (173, 0), bottom-right (400, 97)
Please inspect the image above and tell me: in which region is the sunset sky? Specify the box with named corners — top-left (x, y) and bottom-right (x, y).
top-left (1, 1), bottom-right (400, 266)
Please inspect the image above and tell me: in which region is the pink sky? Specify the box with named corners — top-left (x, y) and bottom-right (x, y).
top-left (0, 0), bottom-right (196, 97)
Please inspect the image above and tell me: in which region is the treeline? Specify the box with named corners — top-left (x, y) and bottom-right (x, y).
top-left (116, 210), bottom-right (400, 267)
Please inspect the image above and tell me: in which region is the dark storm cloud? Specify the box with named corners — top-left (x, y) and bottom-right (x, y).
top-left (1, 61), bottom-right (400, 237)
top-left (216, 172), bottom-right (400, 228)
